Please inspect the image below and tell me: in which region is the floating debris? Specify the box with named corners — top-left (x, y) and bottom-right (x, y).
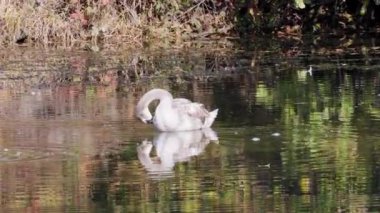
top-left (251, 137), bottom-right (260, 142)
top-left (271, 132), bottom-right (281, 137)
top-left (258, 163), bottom-right (271, 168)
top-left (307, 65), bottom-right (313, 76)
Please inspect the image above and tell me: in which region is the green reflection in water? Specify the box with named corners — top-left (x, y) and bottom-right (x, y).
top-left (94, 69), bottom-right (380, 212)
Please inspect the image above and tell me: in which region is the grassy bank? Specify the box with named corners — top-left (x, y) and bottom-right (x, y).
top-left (0, 0), bottom-right (233, 48)
top-left (0, 0), bottom-right (378, 48)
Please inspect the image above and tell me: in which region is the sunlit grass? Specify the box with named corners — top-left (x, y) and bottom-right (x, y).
top-left (0, 0), bottom-right (232, 47)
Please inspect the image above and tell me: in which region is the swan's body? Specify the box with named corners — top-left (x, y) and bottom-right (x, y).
top-left (136, 89), bottom-right (218, 131)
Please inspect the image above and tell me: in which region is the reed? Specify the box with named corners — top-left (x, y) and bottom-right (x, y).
top-left (0, 0), bottom-right (232, 48)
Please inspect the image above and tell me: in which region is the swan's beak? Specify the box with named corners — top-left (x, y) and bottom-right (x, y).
top-left (141, 118), bottom-right (153, 124)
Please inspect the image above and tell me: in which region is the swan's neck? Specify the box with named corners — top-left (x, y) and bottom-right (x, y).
top-left (137, 89), bottom-right (173, 109)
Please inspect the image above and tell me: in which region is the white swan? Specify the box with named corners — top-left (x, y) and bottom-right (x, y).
top-left (135, 89), bottom-right (218, 131)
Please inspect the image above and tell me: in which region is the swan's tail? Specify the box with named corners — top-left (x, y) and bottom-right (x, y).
top-left (203, 109), bottom-right (218, 128)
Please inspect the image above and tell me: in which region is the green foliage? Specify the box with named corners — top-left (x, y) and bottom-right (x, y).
top-left (294, 0), bottom-right (306, 9)
top-left (235, 0), bottom-right (379, 36)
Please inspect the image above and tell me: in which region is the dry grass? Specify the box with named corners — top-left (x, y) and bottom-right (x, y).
top-left (0, 0), bottom-right (233, 48)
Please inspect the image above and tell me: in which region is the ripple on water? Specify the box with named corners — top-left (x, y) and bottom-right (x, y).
top-left (0, 147), bottom-right (74, 162)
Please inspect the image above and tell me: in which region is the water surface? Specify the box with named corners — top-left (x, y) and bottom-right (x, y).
top-left (1, 38), bottom-right (380, 212)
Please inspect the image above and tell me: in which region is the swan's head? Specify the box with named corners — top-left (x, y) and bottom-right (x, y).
top-left (136, 107), bottom-right (153, 124)
top-left (136, 88), bottom-right (170, 124)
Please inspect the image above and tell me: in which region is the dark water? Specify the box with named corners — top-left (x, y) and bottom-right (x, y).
top-left (1, 38), bottom-right (380, 212)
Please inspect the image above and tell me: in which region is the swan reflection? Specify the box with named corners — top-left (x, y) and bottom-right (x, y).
top-left (137, 128), bottom-right (218, 178)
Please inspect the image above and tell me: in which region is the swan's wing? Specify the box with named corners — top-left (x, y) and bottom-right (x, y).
top-left (173, 98), bottom-right (192, 105)
top-left (173, 99), bottom-right (209, 118)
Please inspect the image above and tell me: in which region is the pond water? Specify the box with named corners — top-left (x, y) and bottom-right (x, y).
top-left (1, 37), bottom-right (380, 212)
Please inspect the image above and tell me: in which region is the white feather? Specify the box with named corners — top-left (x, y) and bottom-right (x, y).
top-left (136, 89), bottom-right (218, 131)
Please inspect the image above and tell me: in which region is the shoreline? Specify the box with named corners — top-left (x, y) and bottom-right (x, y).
top-left (0, 1), bottom-right (378, 48)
